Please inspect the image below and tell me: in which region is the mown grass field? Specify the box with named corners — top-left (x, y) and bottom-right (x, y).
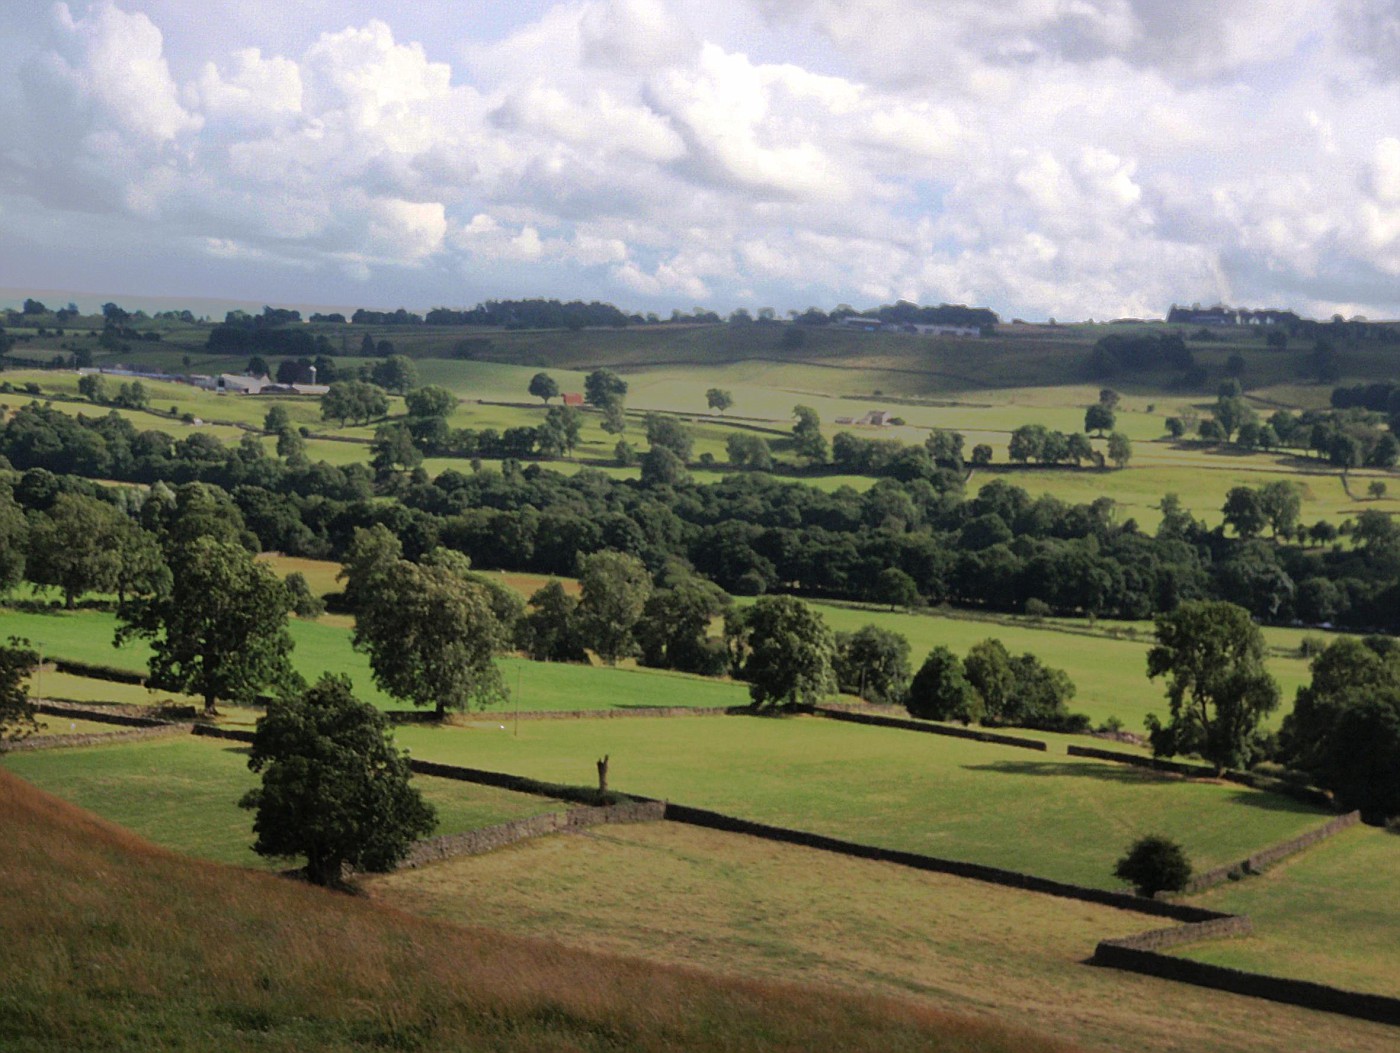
top-left (3, 770), bottom-right (1045, 1053)
top-left (0, 735), bottom-right (564, 867)
top-left (1176, 823), bottom-right (1400, 996)
top-left (0, 605), bottom-right (751, 714)
top-left (367, 820), bottom-right (1398, 1053)
top-left (392, 714), bottom-right (1329, 889)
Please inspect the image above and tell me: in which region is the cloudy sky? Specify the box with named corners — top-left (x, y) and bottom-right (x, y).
top-left (1, 0), bottom-right (1399, 320)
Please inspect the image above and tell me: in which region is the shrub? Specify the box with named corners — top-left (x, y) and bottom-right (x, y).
top-left (1114, 835), bottom-right (1192, 897)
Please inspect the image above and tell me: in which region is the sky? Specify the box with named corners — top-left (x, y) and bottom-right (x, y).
top-left (1, 1), bottom-right (1399, 321)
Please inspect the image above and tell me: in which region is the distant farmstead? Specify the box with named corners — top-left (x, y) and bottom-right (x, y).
top-left (834, 317), bottom-right (981, 337)
top-left (1167, 304), bottom-right (1301, 327)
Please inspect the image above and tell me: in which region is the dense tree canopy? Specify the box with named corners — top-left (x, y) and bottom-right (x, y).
top-left (119, 536), bottom-right (297, 716)
top-left (1145, 600), bottom-right (1279, 771)
top-left (241, 674), bottom-right (436, 887)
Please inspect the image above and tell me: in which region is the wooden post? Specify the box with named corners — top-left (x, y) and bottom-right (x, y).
top-left (596, 754), bottom-right (610, 795)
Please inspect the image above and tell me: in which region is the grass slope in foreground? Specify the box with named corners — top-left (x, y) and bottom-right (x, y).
top-left (0, 769), bottom-right (1074, 1053)
top-left (394, 714), bottom-right (1329, 889)
top-left (0, 736), bottom-right (564, 867)
top-left (370, 822), bottom-right (1400, 1053)
top-left (1176, 822), bottom-right (1400, 996)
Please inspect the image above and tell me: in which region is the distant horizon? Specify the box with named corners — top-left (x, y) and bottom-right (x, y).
top-left (3, 285), bottom-right (1367, 328)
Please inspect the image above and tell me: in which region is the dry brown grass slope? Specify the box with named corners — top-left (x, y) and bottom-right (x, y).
top-left (0, 768), bottom-right (1078, 1053)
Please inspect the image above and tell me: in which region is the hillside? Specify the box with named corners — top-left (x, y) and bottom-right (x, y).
top-left (0, 768), bottom-right (1076, 1053)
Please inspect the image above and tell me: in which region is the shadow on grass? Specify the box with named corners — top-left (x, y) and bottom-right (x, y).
top-left (961, 759), bottom-right (1182, 785)
top-left (963, 760), bottom-right (1326, 814)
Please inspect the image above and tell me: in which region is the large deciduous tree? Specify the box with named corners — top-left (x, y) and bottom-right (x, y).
top-left (730, 595), bottom-right (836, 708)
top-left (577, 550), bottom-right (652, 665)
top-left (1145, 600), bottom-right (1279, 772)
top-left (119, 537), bottom-right (297, 716)
top-left (906, 646), bottom-right (982, 724)
top-left (529, 372), bottom-right (560, 404)
top-left (834, 624), bottom-right (911, 704)
top-left (1280, 637), bottom-right (1400, 820)
top-left (26, 493), bottom-right (128, 608)
top-left (240, 674), bottom-right (436, 888)
top-left (348, 543), bottom-right (509, 718)
top-left (0, 637), bottom-right (39, 742)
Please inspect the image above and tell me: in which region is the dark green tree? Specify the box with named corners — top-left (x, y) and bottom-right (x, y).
top-left (404, 385), bottom-right (456, 419)
top-left (0, 490), bottom-right (27, 594)
top-left (906, 646), bottom-right (982, 723)
top-left (1114, 835), bottom-right (1192, 897)
top-left (1107, 432), bottom-right (1132, 469)
top-left (577, 550), bottom-right (651, 664)
top-left (0, 637), bottom-right (39, 742)
top-left (834, 625), bottom-right (911, 704)
top-left (636, 574), bottom-right (729, 675)
top-left (240, 674), bottom-right (436, 888)
top-left (1085, 403), bottom-right (1115, 436)
top-left (26, 493), bottom-right (127, 608)
top-left (791, 405), bottom-right (827, 464)
top-left (349, 550), bottom-right (508, 718)
top-left (263, 403), bottom-right (291, 434)
top-left (1145, 600), bottom-right (1279, 772)
top-left (584, 369), bottom-right (628, 410)
top-left (706, 388), bottom-right (733, 413)
top-left (521, 580), bottom-right (588, 662)
top-left (371, 355), bottom-right (418, 394)
top-left (118, 537), bottom-right (297, 716)
top-left (732, 595), bottom-right (836, 707)
top-left (529, 372), bottom-right (560, 404)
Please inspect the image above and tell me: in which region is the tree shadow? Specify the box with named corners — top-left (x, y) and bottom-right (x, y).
top-left (961, 759), bottom-right (1181, 785)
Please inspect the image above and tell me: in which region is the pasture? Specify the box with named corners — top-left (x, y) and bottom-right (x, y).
top-left (1178, 822), bottom-right (1400, 996)
top-left (367, 820), bottom-right (1398, 1053)
top-left (391, 714), bottom-right (1329, 889)
top-left (0, 735), bottom-right (564, 867)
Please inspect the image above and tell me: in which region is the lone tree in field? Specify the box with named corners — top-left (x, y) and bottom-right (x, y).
top-left (1114, 835), bottom-right (1192, 898)
top-left (0, 637), bottom-right (40, 742)
top-left (1084, 403), bottom-right (1115, 436)
top-left (730, 595), bottom-right (836, 708)
top-left (240, 674), bottom-right (436, 888)
top-left (344, 533), bottom-right (509, 718)
top-left (706, 388), bottom-right (733, 414)
top-left (118, 537), bottom-right (296, 717)
top-left (1145, 600), bottom-right (1279, 772)
top-left (529, 372), bottom-right (559, 404)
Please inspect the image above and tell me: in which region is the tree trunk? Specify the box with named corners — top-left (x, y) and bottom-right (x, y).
top-left (203, 692), bottom-right (218, 718)
top-left (596, 754), bottom-right (609, 795)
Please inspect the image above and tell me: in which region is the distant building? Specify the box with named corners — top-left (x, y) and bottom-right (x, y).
top-left (562, 392), bottom-right (584, 406)
top-left (905, 323), bottom-right (981, 337)
top-left (837, 316), bottom-right (882, 332)
top-left (857, 409), bottom-right (892, 426)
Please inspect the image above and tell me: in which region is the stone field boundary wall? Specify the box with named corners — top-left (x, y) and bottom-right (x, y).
top-left (0, 722), bottom-right (191, 753)
top-left (402, 801), bottom-right (665, 867)
top-left (1093, 926), bottom-right (1400, 1027)
top-left (804, 704), bottom-right (1049, 751)
top-left (1171, 811), bottom-right (1362, 896)
top-left (18, 701), bottom-right (1400, 1027)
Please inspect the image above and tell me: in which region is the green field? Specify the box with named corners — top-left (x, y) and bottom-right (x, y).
top-left (0, 735), bottom-right (563, 867)
top-left (367, 820), bottom-right (1395, 1053)
top-left (390, 714), bottom-right (1327, 888)
top-left (1176, 823), bottom-right (1400, 995)
top-left (0, 606), bottom-right (751, 714)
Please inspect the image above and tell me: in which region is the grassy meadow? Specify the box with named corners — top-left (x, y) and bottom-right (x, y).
top-left (2, 769), bottom-right (1054, 1053)
top-left (0, 735), bottom-right (564, 867)
top-left (1176, 822), bottom-right (1400, 996)
top-left (367, 820), bottom-right (1399, 1053)
top-left (391, 714), bottom-right (1329, 888)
